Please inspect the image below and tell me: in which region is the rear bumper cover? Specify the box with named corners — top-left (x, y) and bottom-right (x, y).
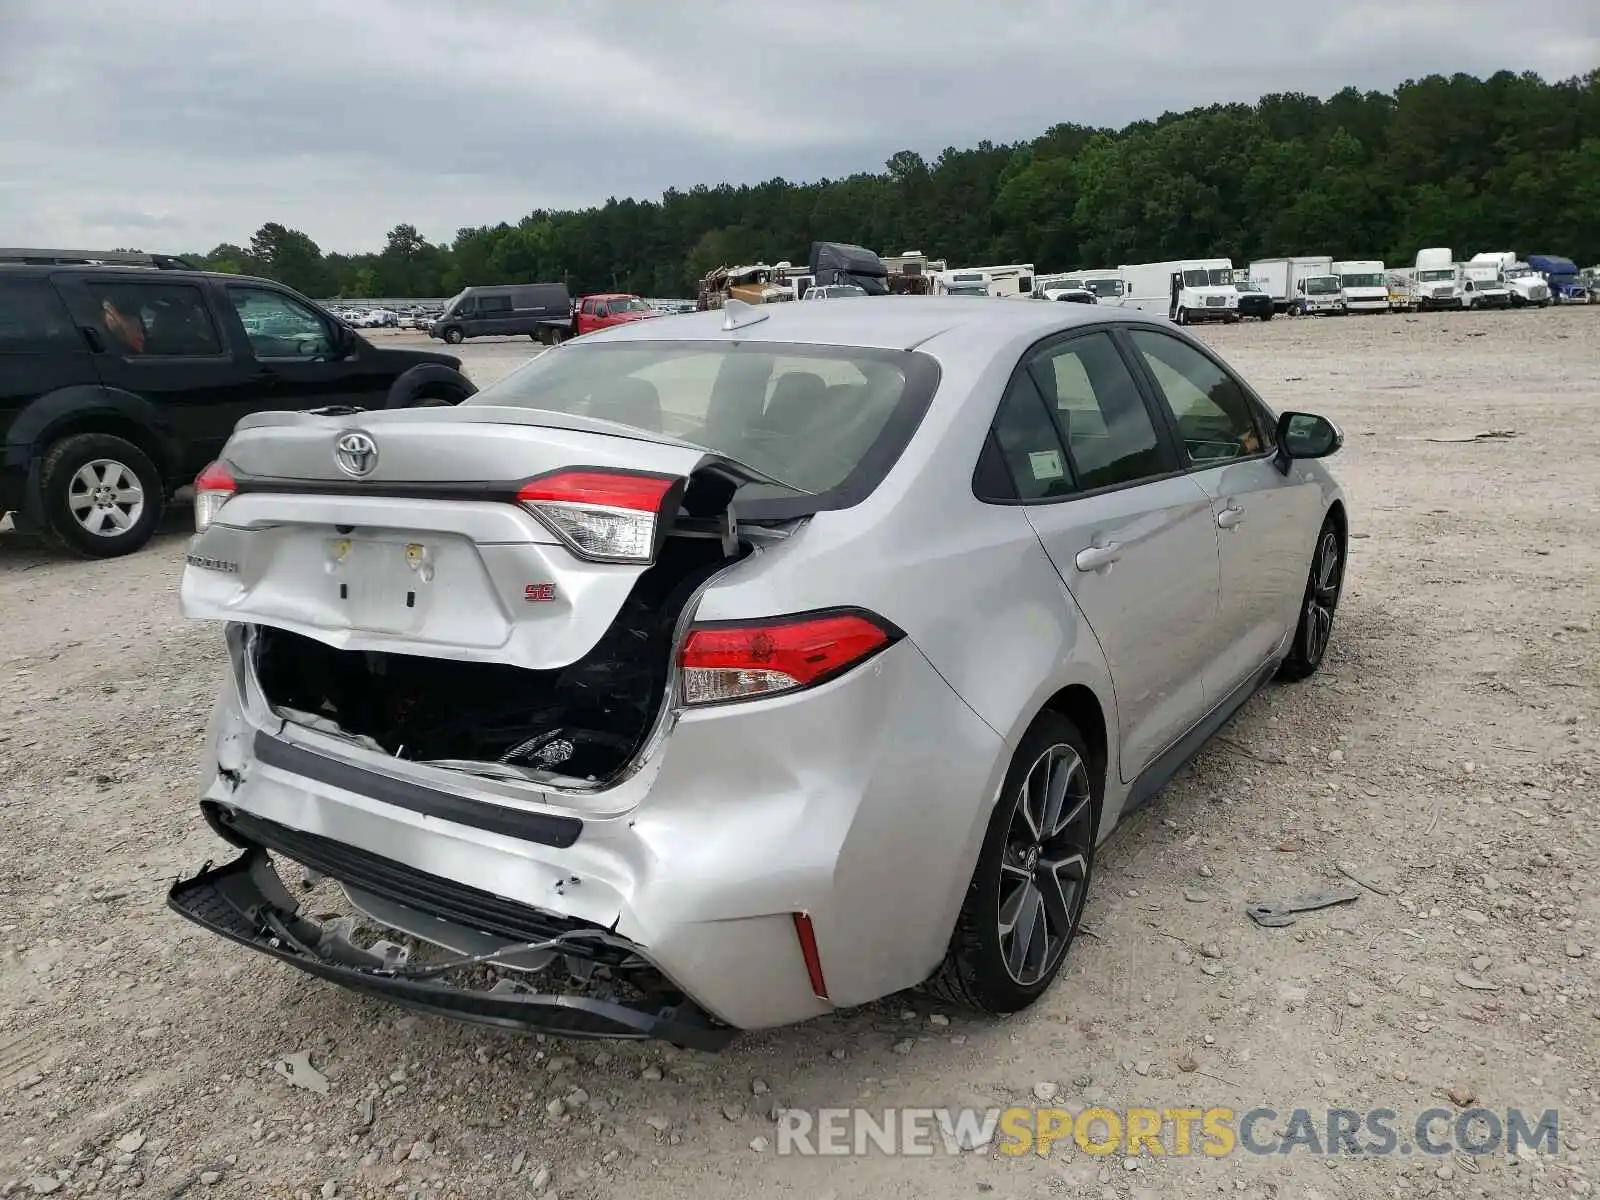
top-left (168, 848), bottom-right (736, 1050)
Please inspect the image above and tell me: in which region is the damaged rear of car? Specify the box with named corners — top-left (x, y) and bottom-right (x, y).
top-left (170, 326), bottom-right (966, 1045)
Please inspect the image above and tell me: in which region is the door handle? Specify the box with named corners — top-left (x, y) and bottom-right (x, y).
top-left (1217, 505), bottom-right (1245, 529)
top-left (1074, 541), bottom-right (1123, 572)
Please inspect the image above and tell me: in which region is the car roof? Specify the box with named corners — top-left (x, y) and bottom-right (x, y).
top-left (0, 262), bottom-right (284, 289)
top-left (575, 295), bottom-right (1157, 352)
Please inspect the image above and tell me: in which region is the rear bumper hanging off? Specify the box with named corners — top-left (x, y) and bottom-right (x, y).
top-left (167, 850), bottom-right (737, 1051)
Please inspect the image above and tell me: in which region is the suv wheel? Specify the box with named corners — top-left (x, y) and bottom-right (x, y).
top-left (926, 711), bottom-right (1099, 1014)
top-left (39, 433), bottom-right (164, 558)
top-left (443, 327), bottom-right (464, 345)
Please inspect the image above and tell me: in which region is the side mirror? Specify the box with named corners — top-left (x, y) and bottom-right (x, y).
top-left (1273, 411), bottom-right (1343, 474)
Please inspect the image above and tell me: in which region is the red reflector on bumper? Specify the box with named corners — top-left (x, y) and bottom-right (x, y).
top-left (792, 911), bottom-right (829, 999)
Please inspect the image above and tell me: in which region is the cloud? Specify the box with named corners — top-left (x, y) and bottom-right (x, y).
top-left (0, 0), bottom-right (1593, 252)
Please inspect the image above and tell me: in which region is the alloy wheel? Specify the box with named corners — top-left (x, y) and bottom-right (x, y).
top-left (67, 458), bottom-right (145, 537)
top-left (997, 743), bottom-right (1094, 986)
top-left (1302, 527), bottom-right (1343, 663)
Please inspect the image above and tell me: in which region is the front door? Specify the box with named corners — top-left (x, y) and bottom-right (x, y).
top-left (223, 284), bottom-right (394, 429)
top-left (989, 328), bottom-right (1226, 782)
top-left (1123, 327), bottom-right (1317, 698)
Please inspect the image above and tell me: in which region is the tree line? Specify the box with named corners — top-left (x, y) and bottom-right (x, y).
top-left (183, 70), bottom-right (1598, 300)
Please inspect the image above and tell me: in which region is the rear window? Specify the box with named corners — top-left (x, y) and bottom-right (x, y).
top-left (466, 340), bottom-right (941, 515)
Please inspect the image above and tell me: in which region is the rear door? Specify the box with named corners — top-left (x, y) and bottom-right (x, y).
top-left (57, 274), bottom-right (250, 474)
top-left (223, 283), bottom-right (395, 418)
top-left (1123, 327), bottom-right (1316, 698)
top-left (986, 328), bottom-right (1225, 782)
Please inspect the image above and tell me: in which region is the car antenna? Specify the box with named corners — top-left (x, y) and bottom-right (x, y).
top-left (721, 298), bottom-right (770, 332)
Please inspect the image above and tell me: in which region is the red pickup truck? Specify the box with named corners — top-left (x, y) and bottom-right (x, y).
top-left (568, 293), bottom-right (663, 339)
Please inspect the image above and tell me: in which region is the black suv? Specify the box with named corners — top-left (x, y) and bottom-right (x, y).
top-left (0, 250), bottom-right (476, 557)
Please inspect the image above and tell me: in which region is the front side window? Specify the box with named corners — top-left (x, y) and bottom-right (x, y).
top-left (1127, 329), bottom-right (1265, 464)
top-left (1027, 331), bottom-right (1171, 492)
top-left (0, 279), bottom-right (78, 352)
top-left (82, 281), bottom-right (222, 357)
top-left (228, 287), bottom-right (333, 358)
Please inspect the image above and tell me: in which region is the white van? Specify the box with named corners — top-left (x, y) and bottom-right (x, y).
top-left (1119, 258), bottom-right (1236, 323)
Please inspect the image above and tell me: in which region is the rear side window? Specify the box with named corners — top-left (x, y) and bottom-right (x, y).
top-left (0, 279), bottom-right (78, 352)
top-left (80, 280), bottom-right (222, 357)
top-left (479, 294), bottom-right (512, 313)
top-left (1126, 329), bottom-right (1266, 463)
top-left (986, 371), bottom-right (1072, 501)
top-left (468, 339), bottom-right (939, 517)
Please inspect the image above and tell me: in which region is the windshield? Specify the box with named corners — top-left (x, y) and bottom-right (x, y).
top-left (1084, 279), bottom-right (1124, 297)
top-left (1045, 280), bottom-right (1084, 291)
top-left (815, 285), bottom-right (867, 298)
top-left (466, 340), bottom-right (932, 507)
top-left (1233, 281), bottom-right (1261, 293)
top-left (1304, 277), bottom-right (1340, 295)
top-left (1418, 269), bottom-right (1455, 282)
top-left (1503, 266), bottom-right (1532, 279)
top-left (603, 297), bottom-right (654, 314)
top-left (1339, 273), bottom-right (1385, 288)
top-left (1181, 269), bottom-right (1231, 287)
top-left (948, 285), bottom-right (987, 296)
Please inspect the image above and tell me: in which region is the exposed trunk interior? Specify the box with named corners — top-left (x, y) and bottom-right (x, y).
top-left (252, 533), bottom-right (742, 784)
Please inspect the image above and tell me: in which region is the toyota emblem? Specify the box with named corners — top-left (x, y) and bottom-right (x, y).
top-left (334, 430), bottom-right (378, 478)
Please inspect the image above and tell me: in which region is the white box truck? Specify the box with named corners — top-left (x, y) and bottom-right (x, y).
top-left (1118, 258), bottom-right (1236, 323)
top-left (1457, 259), bottom-right (1512, 309)
top-left (1331, 260), bottom-right (1390, 313)
top-left (1291, 274), bottom-right (1347, 316)
top-left (1411, 248), bottom-right (1462, 310)
top-left (1469, 252), bottom-right (1551, 307)
top-left (1248, 256), bottom-right (1333, 313)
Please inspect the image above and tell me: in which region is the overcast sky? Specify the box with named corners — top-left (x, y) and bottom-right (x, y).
top-left (2, 0), bottom-right (1595, 254)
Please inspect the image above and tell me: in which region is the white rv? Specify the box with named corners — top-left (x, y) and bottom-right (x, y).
top-left (1248, 256), bottom-right (1333, 313)
top-left (1331, 261), bottom-right (1389, 313)
top-left (934, 269), bottom-right (992, 297)
top-left (1411, 248), bottom-right (1462, 310)
top-left (1469, 252), bottom-right (1550, 307)
top-left (1119, 258), bottom-right (1236, 323)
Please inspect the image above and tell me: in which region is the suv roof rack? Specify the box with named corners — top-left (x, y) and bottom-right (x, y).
top-left (0, 248), bottom-right (199, 271)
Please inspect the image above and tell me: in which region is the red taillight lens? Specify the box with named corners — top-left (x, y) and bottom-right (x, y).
top-left (193, 460), bottom-right (237, 533)
top-left (516, 469), bottom-right (681, 563)
top-left (678, 609), bottom-right (899, 706)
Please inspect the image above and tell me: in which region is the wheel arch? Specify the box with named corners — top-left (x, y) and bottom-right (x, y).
top-left (5, 386), bottom-right (182, 485)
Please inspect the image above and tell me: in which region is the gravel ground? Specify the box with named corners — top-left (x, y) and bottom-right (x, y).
top-left (1, 309), bottom-right (1596, 1200)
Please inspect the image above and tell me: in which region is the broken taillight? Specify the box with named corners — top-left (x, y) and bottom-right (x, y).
top-left (193, 460), bottom-right (237, 533)
top-left (516, 469), bottom-right (681, 563)
top-left (677, 609), bottom-right (900, 706)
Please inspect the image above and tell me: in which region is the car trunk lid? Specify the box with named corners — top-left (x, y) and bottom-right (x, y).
top-left (181, 405), bottom-right (774, 672)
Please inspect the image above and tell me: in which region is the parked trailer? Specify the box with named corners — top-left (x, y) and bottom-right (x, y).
top-left (1386, 269), bottom-right (1416, 312)
top-left (1118, 258), bottom-right (1235, 322)
top-left (1331, 260), bottom-right (1390, 313)
top-left (1248, 256), bottom-right (1333, 313)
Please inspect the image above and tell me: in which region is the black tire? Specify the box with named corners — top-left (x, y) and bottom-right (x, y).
top-left (39, 432), bottom-right (164, 558)
top-left (925, 711), bottom-right (1099, 1014)
top-left (1260, 311), bottom-right (1273, 322)
top-left (1277, 516), bottom-right (1344, 682)
top-left (383, 364), bottom-right (477, 409)
top-left (1175, 307), bottom-right (1189, 326)
top-left (442, 327), bottom-right (464, 345)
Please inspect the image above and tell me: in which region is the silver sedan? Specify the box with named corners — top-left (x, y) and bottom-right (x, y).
top-left (172, 296), bottom-right (1346, 1048)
